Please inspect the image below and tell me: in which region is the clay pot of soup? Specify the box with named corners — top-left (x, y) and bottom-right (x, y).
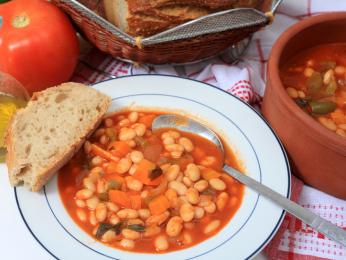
top-left (263, 13), bottom-right (346, 199)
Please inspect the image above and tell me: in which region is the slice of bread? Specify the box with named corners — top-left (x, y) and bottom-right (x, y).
top-left (102, 0), bottom-right (263, 37)
top-left (6, 82), bottom-right (111, 191)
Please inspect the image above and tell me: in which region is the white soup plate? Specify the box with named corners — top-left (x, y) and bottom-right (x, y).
top-left (13, 75), bottom-right (290, 260)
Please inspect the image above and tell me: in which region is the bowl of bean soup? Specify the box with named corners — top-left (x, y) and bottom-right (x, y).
top-left (263, 13), bottom-right (346, 199)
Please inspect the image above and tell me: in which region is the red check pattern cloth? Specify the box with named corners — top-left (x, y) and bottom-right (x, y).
top-left (71, 0), bottom-right (346, 259)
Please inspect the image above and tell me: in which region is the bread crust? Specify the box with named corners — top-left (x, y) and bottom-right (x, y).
top-left (126, 6), bottom-right (209, 36)
top-left (127, 0), bottom-right (259, 13)
top-left (5, 114), bottom-right (18, 186)
top-left (6, 83), bottom-right (111, 192)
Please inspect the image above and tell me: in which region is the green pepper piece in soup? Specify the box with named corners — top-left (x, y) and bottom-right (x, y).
top-left (107, 180), bottom-right (121, 190)
top-left (307, 72), bottom-right (323, 94)
top-left (308, 101), bottom-right (337, 115)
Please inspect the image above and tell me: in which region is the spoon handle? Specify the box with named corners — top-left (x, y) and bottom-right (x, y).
top-left (223, 165), bottom-right (346, 247)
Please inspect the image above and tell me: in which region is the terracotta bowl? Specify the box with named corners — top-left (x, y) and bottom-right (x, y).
top-left (262, 13), bottom-right (346, 199)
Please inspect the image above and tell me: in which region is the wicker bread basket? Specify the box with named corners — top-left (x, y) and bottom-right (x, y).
top-left (52, 0), bottom-right (281, 64)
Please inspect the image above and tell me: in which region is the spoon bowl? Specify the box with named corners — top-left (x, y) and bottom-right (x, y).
top-left (152, 114), bottom-right (225, 154)
top-left (152, 114), bottom-right (346, 248)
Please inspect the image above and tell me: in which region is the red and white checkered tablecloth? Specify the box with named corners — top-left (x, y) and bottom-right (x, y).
top-left (71, 1), bottom-right (346, 259)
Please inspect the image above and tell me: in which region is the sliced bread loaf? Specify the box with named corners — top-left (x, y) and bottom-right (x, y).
top-left (6, 82), bottom-right (111, 191)
top-left (102, 0), bottom-right (263, 37)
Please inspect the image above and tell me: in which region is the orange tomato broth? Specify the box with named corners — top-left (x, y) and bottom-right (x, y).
top-left (58, 111), bottom-right (244, 253)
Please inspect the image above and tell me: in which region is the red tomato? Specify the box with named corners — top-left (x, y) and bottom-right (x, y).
top-left (0, 0), bottom-right (79, 95)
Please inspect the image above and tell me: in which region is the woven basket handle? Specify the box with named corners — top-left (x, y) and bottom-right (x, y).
top-left (142, 9), bottom-right (267, 46)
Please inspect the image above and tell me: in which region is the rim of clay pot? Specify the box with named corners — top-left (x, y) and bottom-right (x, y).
top-left (268, 12), bottom-right (346, 154)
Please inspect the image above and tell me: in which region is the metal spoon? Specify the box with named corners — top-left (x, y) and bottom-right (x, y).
top-left (152, 114), bottom-right (346, 247)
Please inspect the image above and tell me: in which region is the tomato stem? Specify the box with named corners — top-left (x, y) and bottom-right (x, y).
top-left (12, 14), bottom-right (30, 29)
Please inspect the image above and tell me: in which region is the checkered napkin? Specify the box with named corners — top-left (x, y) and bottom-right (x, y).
top-left (71, 0), bottom-right (346, 259)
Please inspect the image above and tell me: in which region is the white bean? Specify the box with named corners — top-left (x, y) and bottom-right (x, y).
top-left (155, 235), bottom-right (169, 251)
top-left (119, 127), bottom-right (136, 141)
top-left (165, 164), bottom-right (180, 181)
top-left (185, 163), bottom-right (200, 182)
top-left (127, 218), bottom-right (144, 226)
top-left (106, 202), bottom-right (119, 212)
top-left (91, 156), bottom-right (103, 166)
top-left (209, 178), bottom-right (226, 191)
top-left (318, 117), bottom-right (337, 131)
top-left (182, 231), bottom-right (193, 245)
top-left (89, 211), bottom-right (98, 226)
top-left (204, 220), bottom-right (221, 234)
top-left (186, 188), bottom-right (200, 204)
top-left (76, 189), bottom-right (93, 200)
top-left (304, 67), bottom-right (314, 77)
top-left (75, 199), bottom-right (86, 208)
top-left (95, 203), bottom-right (107, 222)
top-left (194, 180), bottom-right (209, 192)
top-left (122, 228), bottom-right (140, 240)
top-left (171, 150), bottom-right (183, 159)
top-left (83, 178), bottom-right (96, 192)
top-left (168, 181), bottom-right (187, 195)
top-left (130, 151), bottom-right (143, 163)
top-left (138, 209), bottom-right (151, 219)
top-left (165, 144), bottom-right (184, 152)
top-left (163, 136), bottom-right (175, 145)
top-left (286, 87), bottom-right (298, 98)
top-left (102, 230), bottom-right (116, 243)
top-left (166, 216), bottom-right (183, 237)
top-left (162, 136), bottom-right (175, 145)
top-left (96, 179), bottom-right (107, 194)
top-left (128, 111), bottom-right (138, 123)
top-left (323, 69), bottom-right (334, 85)
top-left (126, 176), bottom-right (143, 191)
top-left (116, 158), bottom-right (132, 174)
top-left (117, 209), bottom-right (139, 219)
top-left (146, 211), bottom-right (170, 225)
top-left (76, 208), bottom-right (87, 222)
top-left (180, 203), bottom-right (194, 222)
top-left (86, 196), bottom-right (100, 210)
top-left (119, 119), bottom-right (130, 127)
top-left (183, 176), bottom-right (193, 187)
top-left (129, 164), bottom-right (138, 175)
top-left (216, 192), bottom-right (229, 211)
top-left (178, 137), bottom-right (194, 152)
top-left (133, 123), bottom-right (146, 137)
top-left (204, 201), bottom-right (216, 214)
top-left (194, 207), bottom-right (205, 219)
top-left (144, 225), bottom-right (161, 238)
top-left (120, 239), bottom-right (135, 249)
top-left (109, 214), bottom-right (120, 225)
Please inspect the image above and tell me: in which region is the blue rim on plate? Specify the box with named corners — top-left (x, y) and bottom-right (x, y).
top-left (14, 74), bottom-right (291, 260)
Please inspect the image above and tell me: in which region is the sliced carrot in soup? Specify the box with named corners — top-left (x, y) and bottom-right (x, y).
top-left (108, 190), bottom-right (131, 208)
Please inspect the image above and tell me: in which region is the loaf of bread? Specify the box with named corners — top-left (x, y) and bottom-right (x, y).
top-left (6, 82), bottom-right (111, 191)
top-left (102, 0), bottom-right (263, 37)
